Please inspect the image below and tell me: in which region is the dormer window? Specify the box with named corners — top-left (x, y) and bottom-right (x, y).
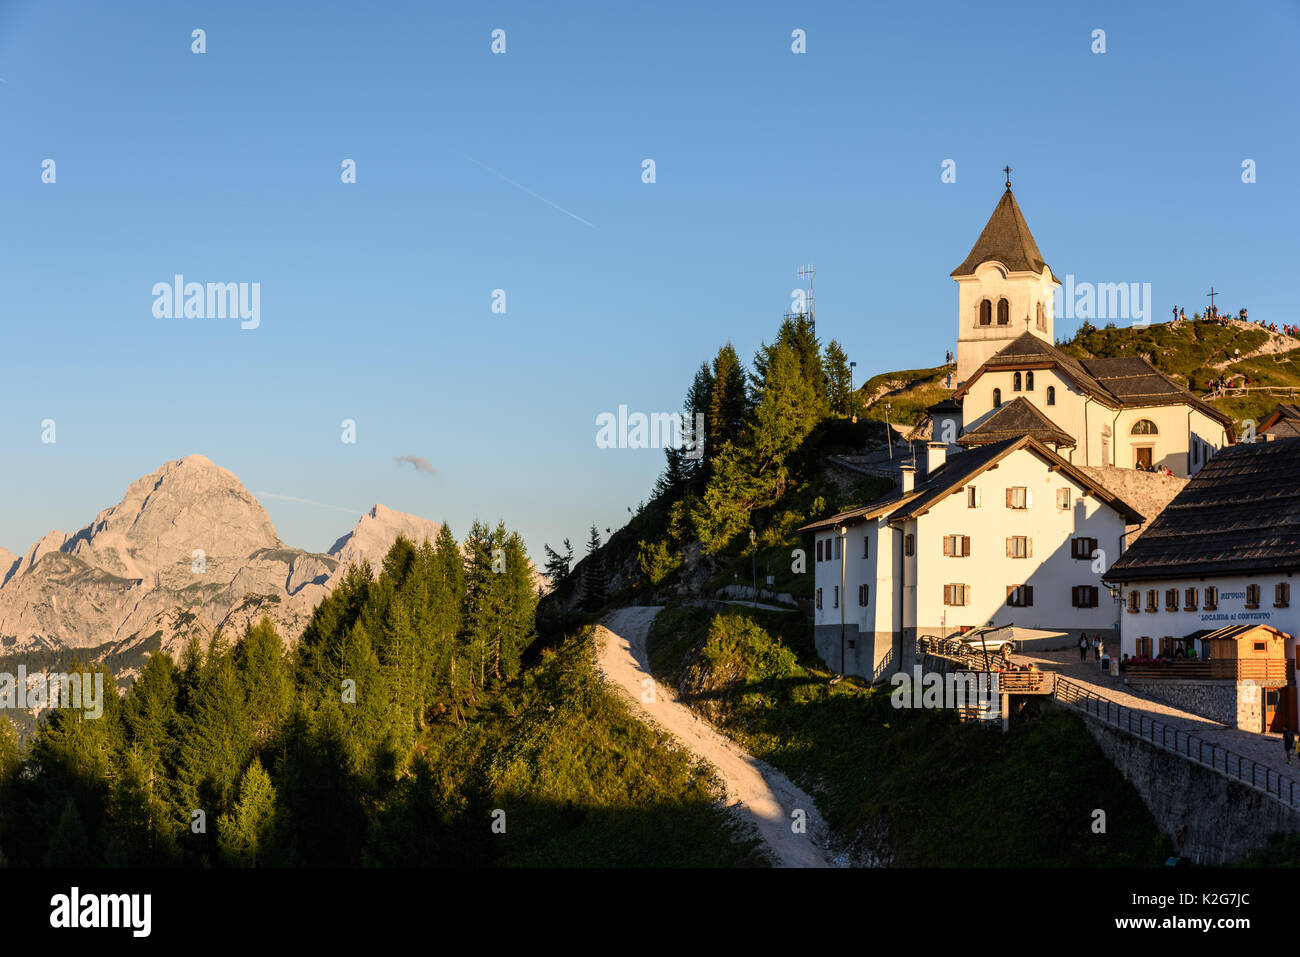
top-left (997, 298), bottom-right (1010, 325)
top-left (1013, 372), bottom-right (1022, 391)
top-left (979, 299), bottom-right (992, 326)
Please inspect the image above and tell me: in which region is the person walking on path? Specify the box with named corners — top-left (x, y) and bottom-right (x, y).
top-left (1285, 726), bottom-right (1295, 766)
top-left (1092, 633), bottom-right (1101, 662)
top-left (1078, 633), bottom-right (1089, 663)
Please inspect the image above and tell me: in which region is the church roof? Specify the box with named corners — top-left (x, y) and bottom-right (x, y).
top-left (1104, 437), bottom-right (1300, 582)
top-left (951, 189), bottom-right (1053, 278)
top-left (801, 435), bottom-right (1143, 533)
top-left (953, 332), bottom-right (1235, 430)
top-left (957, 397), bottom-right (1076, 448)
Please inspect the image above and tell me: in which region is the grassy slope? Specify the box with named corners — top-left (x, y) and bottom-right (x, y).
top-left (406, 627), bottom-right (767, 867)
top-left (648, 605), bottom-right (1171, 867)
top-left (858, 320), bottom-right (1300, 430)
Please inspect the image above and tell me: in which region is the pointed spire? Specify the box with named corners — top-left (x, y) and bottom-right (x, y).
top-left (950, 186), bottom-right (1052, 279)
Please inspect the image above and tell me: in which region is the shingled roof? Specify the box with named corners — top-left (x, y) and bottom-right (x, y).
top-left (801, 435), bottom-right (1142, 533)
top-left (957, 397), bottom-right (1076, 448)
top-left (1260, 403), bottom-right (1300, 438)
top-left (953, 332), bottom-right (1235, 430)
top-left (951, 189), bottom-right (1053, 278)
top-left (1104, 437), bottom-right (1300, 582)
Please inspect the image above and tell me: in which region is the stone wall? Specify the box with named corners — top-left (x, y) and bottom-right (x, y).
top-left (1062, 704), bottom-right (1300, 863)
top-left (1124, 678), bottom-right (1237, 726)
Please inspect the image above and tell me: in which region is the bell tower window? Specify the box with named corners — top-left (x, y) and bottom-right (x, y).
top-left (1013, 372), bottom-right (1022, 391)
top-left (997, 299), bottom-right (1010, 325)
top-left (1036, 301), bottom-right (1046, 330)
top-left (979, 299), bottom-right (992, 326)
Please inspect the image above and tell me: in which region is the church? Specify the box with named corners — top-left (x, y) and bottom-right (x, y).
top-left (802, 177), bottom-right (1233, 682)
top-left (930, 182), bottom-right (1235, 478)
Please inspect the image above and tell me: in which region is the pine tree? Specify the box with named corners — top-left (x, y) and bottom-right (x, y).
top-left (707, 343), bottom-right (749, 456)
top-left (217, 758), bottom-right (277, 867)
top-left (823, 339), bottom-right (854, 416)
top-left (543, 538), bottom-right (573, 582)
top-left (582, 525), bottom-right (606, 610)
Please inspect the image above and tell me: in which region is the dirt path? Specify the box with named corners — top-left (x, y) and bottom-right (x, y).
top-left (594, 605), bottom-right (834, 868)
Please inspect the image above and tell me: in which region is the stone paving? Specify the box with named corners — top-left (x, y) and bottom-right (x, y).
top-left (1018, 648), bottom-right (1300, 796)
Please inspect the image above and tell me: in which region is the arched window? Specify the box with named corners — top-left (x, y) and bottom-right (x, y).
top-left (1013, 372), bottom-right (1022, 391)
top-left (979, 299), bottom-right (992, 326)
top-left (993, 388), bottom-right (1002, 408)
top-left (1131, 419), bottom-right (1159, 435)
top-left (1046, 386), bottom-right (1056, 406)
top-left (1036, 302), bottom-right (1045, 330)
top-left (1025, 371), bottom-right (1034, 391)
top-left (997, 298), bottom-right (1010, 325)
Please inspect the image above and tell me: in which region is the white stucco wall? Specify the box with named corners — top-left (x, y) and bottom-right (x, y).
top-left (954, 262), bottom-right (1059, 383)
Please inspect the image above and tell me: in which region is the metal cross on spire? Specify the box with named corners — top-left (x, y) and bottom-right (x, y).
top-left (1003, 165), bottom-right (1012, 190)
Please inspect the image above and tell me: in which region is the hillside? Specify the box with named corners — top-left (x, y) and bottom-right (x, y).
top-left (855, 318), bottom-right (1300, 432)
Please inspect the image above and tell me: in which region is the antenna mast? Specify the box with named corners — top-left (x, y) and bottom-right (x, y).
top-left (797, 263), bottom-right (816, 334)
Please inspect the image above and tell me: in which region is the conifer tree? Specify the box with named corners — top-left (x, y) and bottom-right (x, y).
top-left (707, 343), bottom-right (748, 456)
top-left (217, 758), bottom-right (277, 867)
top-left (543, 538), bottom-right (573, 582)
top-left (582, 525), bottom-right (606, 610)
top-left (823, 340), bottom-right (854, 416)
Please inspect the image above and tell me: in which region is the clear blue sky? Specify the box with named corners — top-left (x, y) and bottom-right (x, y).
top-left (1, 0), bottom-right (1296, 561)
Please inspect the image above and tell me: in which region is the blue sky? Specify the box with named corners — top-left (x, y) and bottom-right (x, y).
top-left (1, 0), bottom-right (1296, 561)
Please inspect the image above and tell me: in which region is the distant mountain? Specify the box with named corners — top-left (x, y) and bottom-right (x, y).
top-left (0, 455), bottom-right (516, 677)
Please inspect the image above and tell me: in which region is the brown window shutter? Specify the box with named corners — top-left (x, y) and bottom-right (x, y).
top-left (1005, 487), bottom-right (1013, 508)
top-left (1027, 537), bottom-right (1033, 558)
top-left (943, 536), bottom-right (952, 557)
top-left (1025, 585), bottom-right (1033, 606)
top-left (962, 536), bottom-right (970, 556)
top-left (944, 584), bottom-right (951, 605)
top-left (1005, 538), bottom-right (1013, 557)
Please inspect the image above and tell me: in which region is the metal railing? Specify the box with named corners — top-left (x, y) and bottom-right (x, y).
top-left (1053, 675), bottom-right (1300, 811)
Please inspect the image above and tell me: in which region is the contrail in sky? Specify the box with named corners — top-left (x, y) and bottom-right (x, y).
top-left (463, 153), bottom-right (595, 228)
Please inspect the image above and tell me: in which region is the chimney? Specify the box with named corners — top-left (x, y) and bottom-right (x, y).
top-left (927, 442), bottom-right (947, 476)
top-left (900, 464), bottom-right (916, 494)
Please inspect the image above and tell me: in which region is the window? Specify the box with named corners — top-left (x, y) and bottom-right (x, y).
top-left (1246, 583), bottom-right (1260, 609)
top-left (1276, 582), bottom-right (1290, 608)
top-left (1036, 301), bottom-right (1045, 330)
top-left (1071, 536), bottom-right (1098, 560)
top-left (1013, 371), bottom-right (1022, 392)
top-left (1137, 636), bottom-right (1153, 657)
top-left (1146, 589), bottom-right (1157, 612)
top-left (1185, 587), bottom-right (1198, 610)
top-left (833, 586), bottom-right (839, 609)
top-left (1204, 586), bottom-right (1218, 610)
top-left (1006, 487), bottom-right (1028, 509)
top-left (1072, 585), bottom-right (1099, 608)
top-left (1159, 636), bottom-right (1174, 657)
top-left (1130, 419), bottom-right (1159, 436)
top-left (943, 584), bottom-right (969, 606)
top-left (1046, 386), bottom-right (1056, 405)
top-left (833, 536), bottom-right (841, 560)
top-left (966, 486), bottom-right (981, 508)
top-left (1254, 642), bottom-right (1267, 652)
top-left (943, 534), bottom-right (971, 557)
top-left (1057, 488), bottom-right (1070, 509)
top-left (1165, 588), bottom-right (1179, 611)
top-left (1025, 371), bottom-right (1034, 391)
top-left (993, 388), bottom-right (1002, 408)
top-left (863, 537), bottom-right (870, 559)
top-left (1006, 536), bottom-right (1031, 558)
top-left (1127, 591), bottom-right (1140, 613)
top-left (816, 540), bottom-right (823, 562)
top-left (816, 587), bottom-right (823, 610)
top-left (858, 584), bottom-right (869, 606)
top-left (997, 298), bottom-right (1010, 325)
top-left (1006, 585), bottom-right (1034, 607)
top-left (904, 534), bottom-right (915, 557)
top-left (979, 299), bottom-right (992, 326)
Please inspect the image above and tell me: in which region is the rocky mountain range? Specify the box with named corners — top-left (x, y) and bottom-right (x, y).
top-left (0, 455), bottom-right (524, 676)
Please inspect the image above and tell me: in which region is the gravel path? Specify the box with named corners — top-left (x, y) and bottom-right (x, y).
top-left (594, 605), bottom-right (834, 868)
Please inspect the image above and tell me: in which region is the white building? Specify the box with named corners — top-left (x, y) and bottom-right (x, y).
top-left (803, 436), bottom-right (1142, 681)
top-left (932, 185), bottom-right (1236, 478)
top-left (1103, 436), bottom-right (1300, 728)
